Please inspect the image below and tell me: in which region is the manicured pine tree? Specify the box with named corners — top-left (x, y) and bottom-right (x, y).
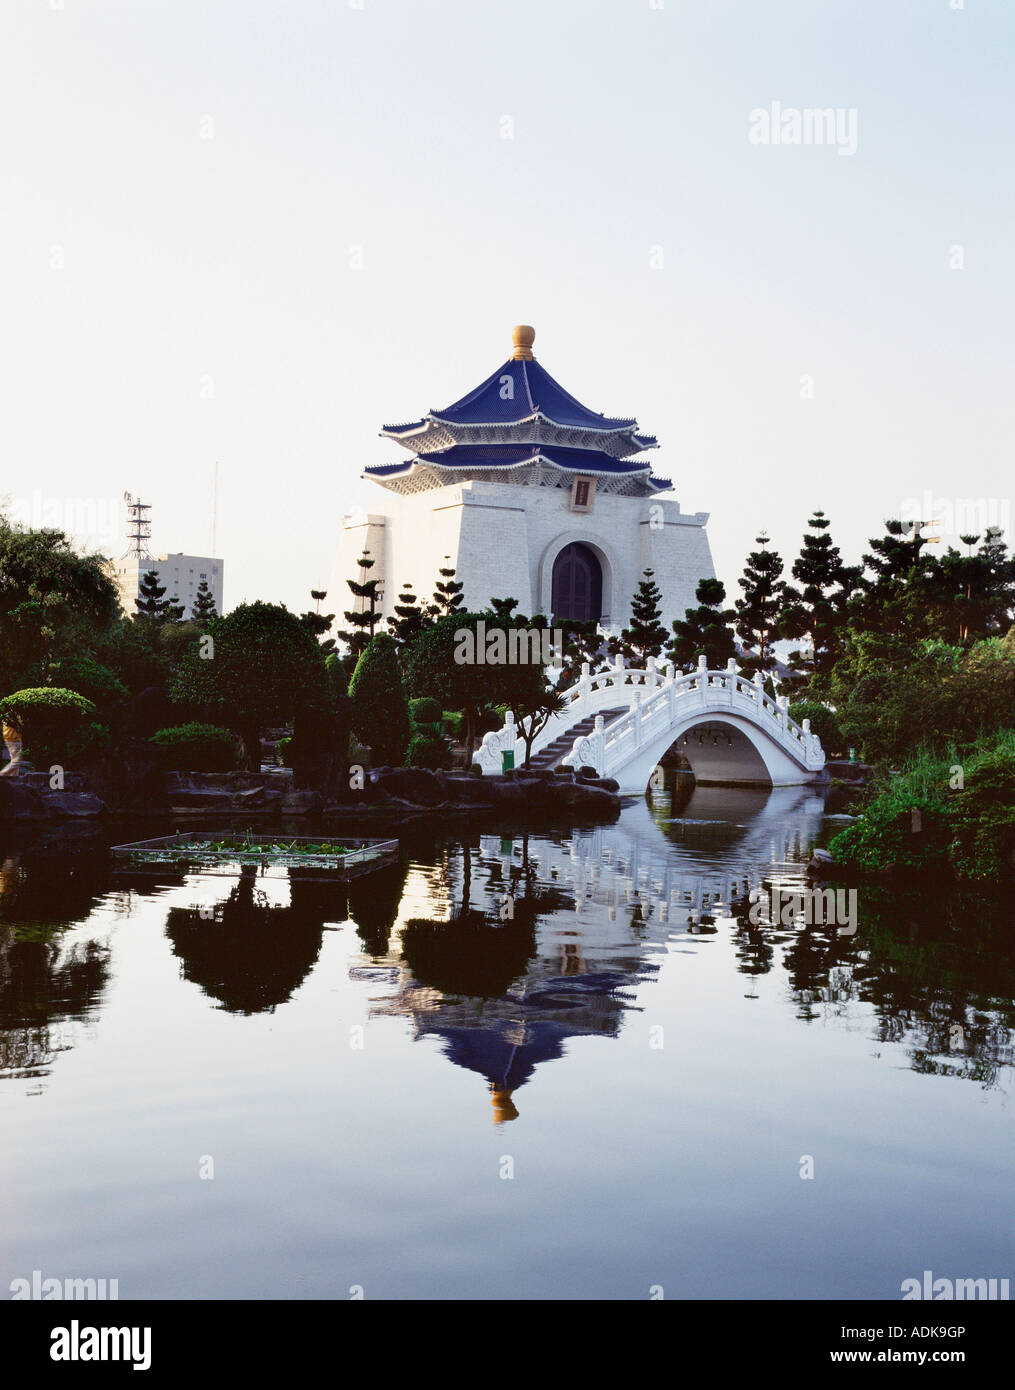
top-left (937, 527), bottom-right (1015, 643)
top-left (163, 594), bottom-right (187, 624)
top-left (348, 631), bottom-right (411, 767)
top-left (486, 596), bottom-right (520, 623)
top-left (610, 569), bottom-right (668, 665)
top-left (735, 533), bottom-right (786, 672)
top-left (190, 579), bottom-right (218, 623)
top-left (779, 511), bottom-right (860, 685)
top-left (428, 560), bottom-right (464, 620)
top-left (556, 618), bottom-right (607, 687)
top-left (134, 569), bottom-right (170, 620)
top-left (300, 587), bottom-right (337, 655)
top-left (337, 553), bottom-right (382, 662)
top-left (388, 580), bottom-right (429, 656)
top-left (976, 525), bottom-right (1015, 634)
top-left (849, 518), bottom-right (942, 638)
top-left (668, 577), bottom-right (737, 670)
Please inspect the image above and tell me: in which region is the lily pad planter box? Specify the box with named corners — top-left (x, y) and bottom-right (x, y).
top-left (111, 832), bottom-right (398, 879)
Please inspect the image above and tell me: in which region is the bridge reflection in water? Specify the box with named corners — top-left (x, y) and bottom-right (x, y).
top-left (364, 783), bottom-right (831, 1122)
top-left (1, 784), bottom-right (1011, 1108)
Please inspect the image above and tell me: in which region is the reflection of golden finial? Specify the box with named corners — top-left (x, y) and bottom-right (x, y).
top-left (511, 325), bottom-right (535, 361)
top-left (490, 1084), bottom-right (518, 1124)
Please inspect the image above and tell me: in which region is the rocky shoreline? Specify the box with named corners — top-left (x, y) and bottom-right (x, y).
top-left (0, 763), bottom-right (623, 825)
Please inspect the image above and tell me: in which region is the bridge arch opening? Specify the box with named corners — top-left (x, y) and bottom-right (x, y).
top-left (659, 718), bottom-right (773, 788)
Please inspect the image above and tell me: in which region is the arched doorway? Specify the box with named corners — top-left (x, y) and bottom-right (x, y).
top-left (551, 542), bottom-right (603, 622)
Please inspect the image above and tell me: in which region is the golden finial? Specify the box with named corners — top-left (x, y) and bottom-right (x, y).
top-left (490, 1085), bottom-right (519, 1124)
top-left (511, 325), bottom-right (535, 361)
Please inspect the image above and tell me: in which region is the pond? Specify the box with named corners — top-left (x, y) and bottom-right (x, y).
top-left (1, 782), bottom-right (1012, 1300)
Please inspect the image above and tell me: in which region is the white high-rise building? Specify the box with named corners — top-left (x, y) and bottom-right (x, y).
top-left (112, 553), bottom-right (224, 620)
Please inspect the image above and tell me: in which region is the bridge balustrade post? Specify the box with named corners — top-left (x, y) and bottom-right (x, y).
top-left (777, 695), bottom-right (788, 735)
top-left (593, 715), bottom-right (605, 774)
top-left (646, 655), bottom-right (657, 690)
top-left (726, 657), bottom-right (737, 689)
top-left (698, 653), bottom-right (708, 706)
top-left (632, 689), bottom-right (642, 746)
top-left (611, 652), bottom-right (625, 694)
top-left (753, 670), bottom-right (764, 709)
top-left (579, 661), bottom-right (591, 716)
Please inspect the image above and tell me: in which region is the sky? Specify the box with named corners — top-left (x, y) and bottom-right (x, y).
top-left (2, 0), bottom-right (1012, 615)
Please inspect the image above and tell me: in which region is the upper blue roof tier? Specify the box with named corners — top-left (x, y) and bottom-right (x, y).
top-left (382, 355), bottom-right (657, 448)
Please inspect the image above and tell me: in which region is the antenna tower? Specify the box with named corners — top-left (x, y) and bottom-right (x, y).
top-left (122, 492), bottom-right (153, 560)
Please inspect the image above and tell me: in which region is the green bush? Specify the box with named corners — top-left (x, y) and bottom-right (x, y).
top-left (325, 652), bottom-right (348, 701)
top-left (48, 656), bottom-right (129, 711)
top-left (406, 731), bottom-right (450, 770)
top-left (349, 633), bottom-right (411, 766)
top-left (409, 696), bottom-right (442, 727)
top-left (947, 735), bottom-right (1015, 881)
top-left (0, 687), bottom-right (97, 768)
top-left (276, 735), bottom-right (293, 767)
top-left (828, 732), bottom-right (1015, 880)
top-left (789, 700), bottom-right (844, 757)
top-left (443, 710), bottom-right (464, 739)
top-left (150, 722), bottom-right (238, 772)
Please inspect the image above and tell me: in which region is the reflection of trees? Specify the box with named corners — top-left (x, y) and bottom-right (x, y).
top-left (0, 836), bottom-right (113, 931)
top-left (0, 921), bottom-right (110, 1079)
top-left (347, 857), bottom-right (410, 958)
top-left (728, 885), bottom-right (776, 979)
top-left (0, 844), bottom-right (113, 1079)
top-left (731, 879), bottom-right (1015, 1086)
top-left (854, 889), bottom-right (1015, 1088)
top-left (166, 866), bottom-right (329, 1013)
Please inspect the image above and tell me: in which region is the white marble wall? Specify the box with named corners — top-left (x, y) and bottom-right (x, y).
top-left (332, 479), bottom-right (715, 631)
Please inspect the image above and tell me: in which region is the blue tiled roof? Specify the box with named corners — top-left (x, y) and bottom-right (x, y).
top-left (365, 443), bottom-right (671, 490)
top-left (382, 357), bottom-right (655, 441)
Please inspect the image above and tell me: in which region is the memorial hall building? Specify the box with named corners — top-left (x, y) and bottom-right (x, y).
top-left (333, 326), bottom-right (714, 632)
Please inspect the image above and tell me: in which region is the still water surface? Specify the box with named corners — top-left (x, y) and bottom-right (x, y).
top-left (2, 785), bottom-right (1012, 1300)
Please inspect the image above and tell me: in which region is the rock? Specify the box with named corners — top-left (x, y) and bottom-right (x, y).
top-left (169, 788), bottom-right (236, 812)
top-left (281, 789), bottom-right (323, 815)
top-left (0, 779), bottom-right (49, 821)
top-left (806, 848), bottom-right (835, 877)
top-left (340, 764), bottom-right (620, 820)
top-left (43, 790), bottom-right (106, 817)
top-left (78, 739), bottom-right (169, 813)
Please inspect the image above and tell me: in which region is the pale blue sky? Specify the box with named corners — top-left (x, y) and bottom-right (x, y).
top-left (2, 0), bottom-right (1011, 614)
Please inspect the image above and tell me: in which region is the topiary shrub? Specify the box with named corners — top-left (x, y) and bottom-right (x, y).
top-left (325, 652), bottom-right (348, 702)
top-left (0, 687), bottom-right (97, 769)
top-left (150, 722), bottom-right (238, 772)
top-left (406, 731), bottom-right (450, 770)
top-left (789, 699), bottom-right (844, 757)
top-left (48, 656), bottom-right (129, 712)
top-left (349, 633), bottom-right (411, 767)
top-left (409, 696), bottom-right (442, 727)
top-left (276, 735), bottom-right (293, 767)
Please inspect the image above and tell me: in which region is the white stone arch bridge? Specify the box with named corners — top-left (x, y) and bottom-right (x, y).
top-left (475, 655), bottom-right (825, 794)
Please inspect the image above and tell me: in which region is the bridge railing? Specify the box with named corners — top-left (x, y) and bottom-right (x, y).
top-left (474, 654), bottom-right (825, 777)
top-left (559, 656), bottom-right (824, 778)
